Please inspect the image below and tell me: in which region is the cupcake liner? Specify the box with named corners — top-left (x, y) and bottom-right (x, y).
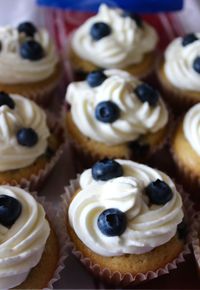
top-left (191, 212), bottom-right (200, 273)
top-left (64, 107), bottom-right (171, 173)
top-left (156, 58), bottom-right (200, 112)
top-left (36, 195), bottom-right (68, 290)
top-left (61, 176), bottom-right (195, 287)
top-left (3, 116), bottom-right (66, 191)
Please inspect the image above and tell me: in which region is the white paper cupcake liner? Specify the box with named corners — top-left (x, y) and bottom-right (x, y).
top-left (61, 176), bottom-right (195, 287)
top-left (37, 196), bottom-right (68, 290)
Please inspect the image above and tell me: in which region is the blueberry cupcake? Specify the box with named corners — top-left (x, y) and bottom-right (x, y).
top-left (65, 69), bottom-right (169, 165)
top-left (0, 185), bottom-right (60, 289)
top-left (158, 33), bottom-right (200, 110)
top-left (171, 103), bottom-right (200, 199)
top-left (64, 159), bottom-right (190, 285)
top-left (0, 92), bottom-right (63, 188)
top-left (69, 4), bottom-right (158, 79)
top-left (0, 22), bottom-right (61, 106)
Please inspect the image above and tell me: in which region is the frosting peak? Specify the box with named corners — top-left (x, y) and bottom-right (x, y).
top-left (66, 69), bottom-right (168, 145)
top-left (72, 4), bottom-right (158, 68)
top-left (69, 160), bottom-right (184, 257)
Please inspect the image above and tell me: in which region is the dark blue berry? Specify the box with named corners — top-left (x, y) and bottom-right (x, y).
top-left (145, 179), bottom-right (173, 205)
top-left (20, 40), bottom-right (44, 61)
top-left (182, 33), bottom-right (198, 47)
top-left (193, 56), bottom-right (200, 74)
top-left (122, 12), bottom-right (143, 28)
top-left (86, 70), bottom-right (107, 87)
top-left (0, 195), bottom-right (22, 228)
top-left (17, 128), bottom-right (38, 147)
top-left (97, 208), bottom-right (127, 236)
top-left (17, 21), bottom-right (37, 37)
top-left (134, 83), bottom-right (159, 106)
top-left (128, 140), bottom-right (149, 157)
top-left (177, 220), bottom-right (187, 240)
top-left (92, 159), bottom-right (123, 181)
top-left (0, 92), bottom-right (15, 109)
top-left (90, 22), bottom-right (111, 41)
top-left (95, 101), bottom-right (120, 123)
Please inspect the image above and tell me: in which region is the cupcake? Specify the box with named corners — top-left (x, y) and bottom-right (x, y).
top-left (0, 22), bottom-right (61, 105)
top-left (171, 103), bottom-right (200, 199)
top-left (0, 185), bottom-right (59, 289)
top-left (65, 69), bottom-right (169, 165)
top-left (69, 4), bottom-right (158, 79)
top-left (158, 33), bottom-right (200, 110)
top-left (64, 159), bottom-right (189, 285)
top-left (0, 91), bottom-right (63, 188)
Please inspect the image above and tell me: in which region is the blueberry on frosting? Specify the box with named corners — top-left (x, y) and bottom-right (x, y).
top-left (193, 56), bottom-right (200, 74)
top-left (134, 83), bottom-right (159, 106)
top-left (97, 208), bottom-right (127, 236)
top-left (0, 92), bottom-right (15, 109)
top-left (86, 70), bottom-right (107, 87)
top-left (182, 33), bottom-right (198, 47)
top-left (92, 159), bottom-right (123, 181)
top-left (0, 195), bottom-right (22, 228)
top-left (145, 179), bottom-right (173, 205)
top-left (95, 101), bottom-right (120, 123)
top-left (20, 40), bottom-right (44, 61)
top-left (17, 128), bottom-right (38, 147)
top-left (90, 22), bottom-right (111, 41)
top-left (17, 21), bottom-right (37, 37)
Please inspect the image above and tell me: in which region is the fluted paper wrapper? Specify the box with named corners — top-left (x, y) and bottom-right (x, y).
top-left (191, 212), bottom-right (200, 274)
top-left (36, 196), bottom-right (68, 289)
top-left (3, 117), bottom-right (66, 191)
top-left (61, 176), bottom-right (195, 287)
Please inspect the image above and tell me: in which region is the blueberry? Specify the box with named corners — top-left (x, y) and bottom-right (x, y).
top-left (193, 56), bottom-right (200, 74)
top-left (0, 92), bottom-right (15, 109)
top-left (122, 12), bottom-right (143, 28)
top-left (20, 40), bottom-right (44, 61)
top-left (182, 33), bottom-right (198, 47)
top-left (0, 195), bottom-right (22, 228)
top-left (90, 22), bottom-right (111, 41)
top-left (134, 83), bottom-right (159, 106)
top-left (95, 101), bottom-right (120, 123)
top-left (17, 128), bottom-right (38, 147)
top-left (86, 70), bottom-right (107, 87)
top-left (92, 159), bottom-right (123, 181)
top-left (177, 220), bottom-right (187, 240)
top-left (145, 179), bottom-right (173, 205)
top-left (128, 140), bottom-right (149, 157)
top-left (97, 208), bottom-right (127, 236)
top-left (17, 21), bottom-right (37, 37)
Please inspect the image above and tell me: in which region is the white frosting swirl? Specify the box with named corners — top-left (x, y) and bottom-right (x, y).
top-left (66, 69), bottom-right (168, 145)
top-left (72, 4), bottom-right (158, 68)
top-left (0, 186), bottom-right (50, 289)
top-left (0, 94), bottom-right (50, 171)
top-left (0, 26), bottom-right (58, 84)
top-left (183, 103), bottom-right (200, 156)
top-left (164, 34), bottom-right (200, 91)
top-left (69, 160), bottom-right (184, 257)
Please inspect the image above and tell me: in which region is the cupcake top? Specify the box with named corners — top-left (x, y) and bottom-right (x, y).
top-left (0, 21), bottom-right (58, 84)
top-left (68, 159), bottom-right (184, 257)
top-left (0, 185), bottom-right (50, 289)
top-left (164, 33), bottom-right (200, 91)
top-left (66, 69), bottom-right (168, 145)
top-left (72, 4), bottom-right (158, 69)
top-left (0, 92), bottom-right (50, 171)
top-left (183, 103), bottom-right (200, 156)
